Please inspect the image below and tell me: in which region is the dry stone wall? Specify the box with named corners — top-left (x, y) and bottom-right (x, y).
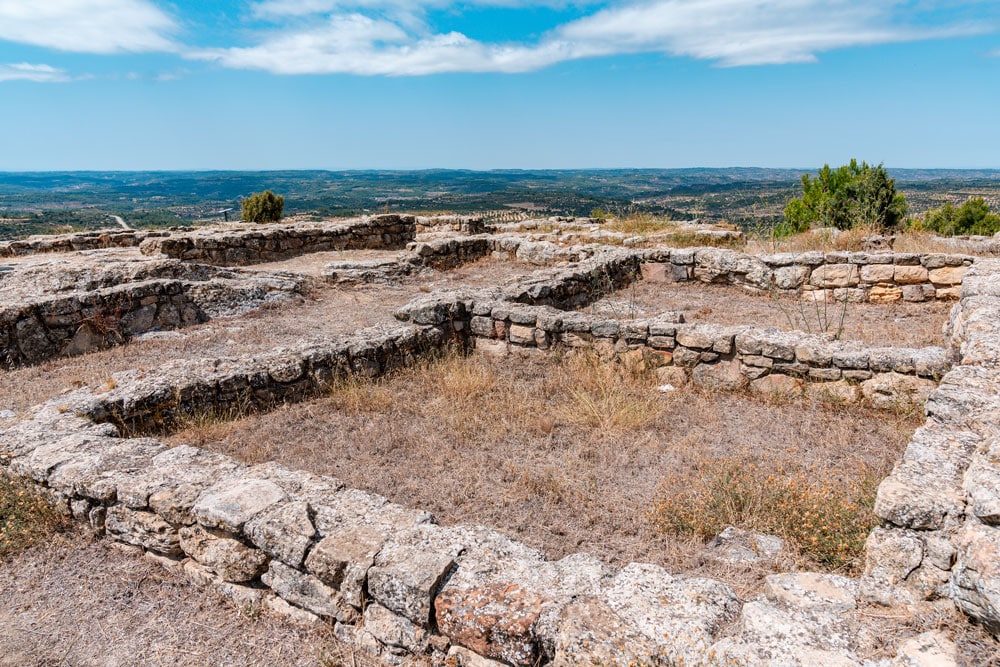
top-left (139, 215), bottom-right (416, 266)
top-left (2, 244), bottom-right (999, 665)
top-left (865, 259), bottom-right (1000, 633)
top-left (0, 228), bottom-right (168, 257)
top-left (0, 259), bottom-right (304, 368)
top-left (642, 247), bottom-right (972, 302)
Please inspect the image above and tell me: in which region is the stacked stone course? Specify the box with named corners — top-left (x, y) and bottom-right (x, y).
top-left (3, 238), bottom-right (1000, 663)
top-left (139, 215), bottom-right (416, 266)
top-left (0, 228), bottom-right (168, 257)
top-left (642, 247), bottom-right (972, 302)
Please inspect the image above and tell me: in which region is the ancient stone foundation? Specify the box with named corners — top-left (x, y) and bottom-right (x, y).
top-left (139, 215), bottom-right (416, 266)
top-left (2, 230), bottom-right (998, 665)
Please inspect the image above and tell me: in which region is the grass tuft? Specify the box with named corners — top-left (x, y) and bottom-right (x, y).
top-left (0, 474), bottom-right (71, 560)
top-left (648, 448), bottom-right (883, 572)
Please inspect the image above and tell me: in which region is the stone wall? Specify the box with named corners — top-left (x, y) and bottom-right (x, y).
top-left (1, 279), bottom-right (206, 367)
top-left (0, 259), bottom-right (303, 368)
top-left (414, 215), bottom-right (488, 235)
top-left (642, 247), bottom-right (973, 302)
top-left (2, 248), bottom-right (999, 664)
top-left (396, 288), bottom-right (948, 410)
top-left (865, 259), bottom-right (1000, 632)
top-left (0, 228), bottom-right (168, 257)
top-left (139, 215), bottom-right (416, 266)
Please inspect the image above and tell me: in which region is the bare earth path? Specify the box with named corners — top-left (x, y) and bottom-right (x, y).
top-left (0, 530), bottom-right (381, 667)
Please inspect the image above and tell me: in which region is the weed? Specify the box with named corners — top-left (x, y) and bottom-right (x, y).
top-left (649, 448), bottom-right (882, 572)
top-left (0, 474), bottom-right (71, 560)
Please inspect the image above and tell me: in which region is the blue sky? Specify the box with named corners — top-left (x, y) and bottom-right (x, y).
top-left (0, 0), bottom-right (998, 170)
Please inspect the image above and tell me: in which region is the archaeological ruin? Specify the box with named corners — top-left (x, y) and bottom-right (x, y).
top-left (2, 212), bottom-right (999, 665)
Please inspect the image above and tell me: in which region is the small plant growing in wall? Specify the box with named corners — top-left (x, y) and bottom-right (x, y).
top-left (241, 190), bottom-right (284, 223)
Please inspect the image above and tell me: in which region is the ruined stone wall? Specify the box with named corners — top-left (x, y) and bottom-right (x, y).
top-left (643, 247), bottom-right (972, 302)
top-left (0, 229), bottom-right (168, 257)
top-left (0, 260), bottom-right (303, 368)
top-left (139, 215), bottom-right (416, 266)
top-left (0, 279), bottom-right (206, 367)
top-left (414, 215), bottom-right (488, 235)
top-left (0, 322), bottom-right (744, 666)
top-left (866, 259), bottom-right (1000, 632)
top-left (2, 247), bottom-right (999, 664)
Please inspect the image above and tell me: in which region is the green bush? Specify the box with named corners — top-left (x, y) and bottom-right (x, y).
top-left (784, 160), bottom-right (908, 233)
top-left (241, 190), bottom-right (284, 223)
top-left (914, 197), bottom-right (1000, 236)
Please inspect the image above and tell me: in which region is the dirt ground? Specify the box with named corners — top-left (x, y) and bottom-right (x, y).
top-left (166, 352), bottom-right (921, 580)
top-left (0, 529), bottom-right (380, 667)
top-left (587, 280), bottom-right (952, 348)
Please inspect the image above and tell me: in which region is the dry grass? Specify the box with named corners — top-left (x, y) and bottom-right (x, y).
top-left (747, 226), bottom-right (998, 256)
top-left (167, 351), bottom-right (919, 580)
top-left (649, 448), bottom-right (881, 570)
top-left (588, 280), bottom-right (951, 347)
top-left (0, 528), bottom-right (381, 667)
top-left (0, 475), bottom-right (71, 561)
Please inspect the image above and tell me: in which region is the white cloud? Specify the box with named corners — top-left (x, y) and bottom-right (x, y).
top-left (0, 62), bottom-right (71, 82)
top-left (200, 0), bottom-right (979, 76)
top-left (554, 0), bottom-right (977, 66)
top-left (0, 0), bottom-right (178, 54)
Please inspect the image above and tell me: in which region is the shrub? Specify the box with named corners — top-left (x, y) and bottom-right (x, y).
top-left (648, 448), bottom-right (880, 571)
top-left (913, 197), bottom-right (1000, 237)
top-left (784, 160), bottom-right (907, 233)
top-left (241, 190), bottom-right (284, 223)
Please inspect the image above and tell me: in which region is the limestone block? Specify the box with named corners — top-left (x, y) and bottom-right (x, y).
top-left (105, 505), bottom-right (181, 556)
top-left (436, 582), bottom-right (546, 666)
top-left (305, 524), bottom-right (387, 609)
top-left (929, 265), bottom-right (968, 287)
top-left (810, 264), bottom-right (859, 288)
top-left (863, 527), bottom-right (923, 589)
top-left (861, 373), bottom-right (936, 411)
top-left (936, 286), bottom-right (962, 300)
top-left (952, 520), bottom-right (1000, 634)
top-left (965, 454), bottom-right (1000, 525)
top-left (595, 563), bottom-right (740, 665)
top-left (894, 265), bottom-right (930, 284)
top-left (179, 525), bottom-right (268, 583)
top-left (902, 284), bottom-right (935, 302)
top-left (193, 478), bottom-right (288, 532)
top-left (774, 265), bottom-right (810, 290)
top-left (508, 324), bottom-right (535, 345)
top-left (262, 560), bottom-right (355, 621)
top-left (860, 263), bottom-right (896, 284)
top-left (874, 474), bottom-right (965, 531)
top-left (692, 359), bottom-right (747, 392)
top-left (892, 631), bottom-right (958, 667)
top-left (750, 374), bottom-right (803, 398)
top-left (700, 527), bottom-right (786, 569)
top-left (244, 500), bottom-right (317, 568)
top-left (368, 545), bottom-right (455, 627)
top-left (549, 599), bottom-right (664, 666)
top-left (764, 572), bottom-right (858, 612)
top-left (361, 602), bottom-right (428, 655)
top-left (869, 285), bottom-right (903, 303)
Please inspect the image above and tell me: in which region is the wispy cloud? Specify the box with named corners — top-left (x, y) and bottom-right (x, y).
top-left (0, 62), bottom-right (71, 83)
top-left (0, 0), bottom-right (178, 54)
top-left (197, 0), bottom-right (985, 75)
top-left (556, 0), bottom-right (987, 67)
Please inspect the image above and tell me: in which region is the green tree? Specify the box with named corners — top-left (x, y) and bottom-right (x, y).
top-left (918, 197), bottom-right (1000, 236)
top-left (241, 190), bottom-right (284, 223)
top-left (783, 160), bottom-right (907, 233)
